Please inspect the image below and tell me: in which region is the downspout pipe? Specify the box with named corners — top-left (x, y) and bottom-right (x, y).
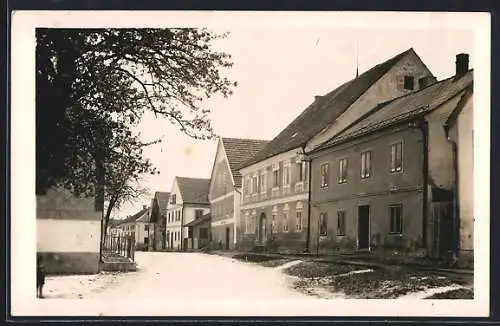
top-left (300, 145), bottom-right (313, 253)
top-left (444, 123), bottom-right (460, 259)
top-left (410, 118), bottom-right (429, 251)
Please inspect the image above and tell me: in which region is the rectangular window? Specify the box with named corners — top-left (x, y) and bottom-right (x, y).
top-left (245, 215), bottom-right (251, 233)
top-left (199, 227), bottom-right (208, 239)
top-left (361, 151), bottom-right (371, 179)
top-left (251, 176), bottom-right (258, 194)
top-left (319, 213), bottom-right (328, 236)
top-left (338, 158), bottom-right (348, 183)
top-left (404, 75), bottom-right (414, 90)
top-left (296, 211), bottom-right (303, 232)
top-left (390, 142), bottom-right (403, 172)
top-left (145, 224), bottom-right (149, 231)
top-left (320, 163), bottom-right (329, 188)
top-left (283, 213), bottom-right (289, 232)
top-left (273, 169), bottom-right (279, 187)
top-left (337, 210), bottom-right (346, 236)
top-left (283, 166), bottom-right (290, 185)
top-left (390, 205), bottom-right (403, 234)
top-left (244, 177), bottom-right (249, 195)
top-left (271, 214), bottom-right (277, 233)
top-left (260, 173), bottom-right (266, 192)
top-left (298, 162), bottom-right (304, 181)
top-left (171, 194), bottom-right (176, 204)
top-left (195, 209), bottom-right (203, 219)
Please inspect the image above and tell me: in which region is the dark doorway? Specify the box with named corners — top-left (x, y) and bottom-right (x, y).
top-left (225, 227), bottom-right (230, 250)
top-left (258, 213), bottom-right (267, 243)
top-left (358, 205), bottom-right (370, 250)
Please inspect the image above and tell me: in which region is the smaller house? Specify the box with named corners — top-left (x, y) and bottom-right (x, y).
top-left (118, 205), bottom-right (152, 251)
top-left (149, 191), bottom-right (170, 250)
top-left (107, 218), bottom-right (122, 236)
top-left (184, 213), bottom-right (211, 250)
top-left (166, 177), bottom-right (210, 251)
top-left (37, 186), bottom-right (103, 274)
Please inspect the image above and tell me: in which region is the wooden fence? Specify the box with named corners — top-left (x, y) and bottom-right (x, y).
top-left (102, 234), bottom-right (136, 262)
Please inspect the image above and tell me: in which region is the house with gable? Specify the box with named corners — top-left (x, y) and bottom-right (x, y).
top-left (238, 48), bottom-right (435, 253)
top-left (306, 54), bottom-right (473, 265)
top-left (117, 205), bottom-right (152, 251)
top-left (208, 137), bottom-right (269, 250)
top-left (149, 191), bottom-right (170, 250)
top-left (37, 186), bottom-right (104, 274)
top-left (166, 176), bottom-right (210, 251)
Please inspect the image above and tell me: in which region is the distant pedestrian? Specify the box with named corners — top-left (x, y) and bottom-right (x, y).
top-left (36, 255), bottom-right (46, 298)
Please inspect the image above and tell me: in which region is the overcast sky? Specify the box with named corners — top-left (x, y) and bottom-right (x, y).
top-left (94, 14), bottom-right (477, 219)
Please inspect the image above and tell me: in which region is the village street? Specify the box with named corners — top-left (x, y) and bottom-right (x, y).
top-left (43, 252), bottom-right (314, 302)
top-left (43, 251), bottom-right (473, 307)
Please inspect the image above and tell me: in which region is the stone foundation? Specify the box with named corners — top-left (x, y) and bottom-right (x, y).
top-left (38, 252), bottom-right (100, 275)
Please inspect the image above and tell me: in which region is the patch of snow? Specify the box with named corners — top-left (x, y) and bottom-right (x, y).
top-left (274, 260), bottom-right (303, 270)
top-left (397, 284), bottom-right (467, 300)
top-left (336, 269), bottom-right (374, 277)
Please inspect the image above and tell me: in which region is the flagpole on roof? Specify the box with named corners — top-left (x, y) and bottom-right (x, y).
top-left (356, 40), bottom-right (359, 78)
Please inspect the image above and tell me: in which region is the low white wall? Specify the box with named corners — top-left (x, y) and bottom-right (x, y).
top-left (37, 219), bottom-right (101, 253)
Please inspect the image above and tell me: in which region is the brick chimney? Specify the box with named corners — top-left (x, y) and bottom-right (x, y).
top-left (456, 53), bottom-right (469, 75)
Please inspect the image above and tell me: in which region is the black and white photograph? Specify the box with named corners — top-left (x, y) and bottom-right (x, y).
top-left (10, 10), bottom-right (490, 317)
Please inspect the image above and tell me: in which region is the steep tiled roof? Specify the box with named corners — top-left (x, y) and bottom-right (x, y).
top-left (177, 177), bottom-right (210, 205)
top-left (317, 70), bottom-right (473, 150)
top-left (240, 48), bottom-right (415, 169)
top-left (221, 137), bottom-right (270, 187)
top-left (154, 191), bottom-right (170, 215)
top-left (119, 207), bottom-right (149, 224)
top-left (184, 213), bottom-right (211, 227)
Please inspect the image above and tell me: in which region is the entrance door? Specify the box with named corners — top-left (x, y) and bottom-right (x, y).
top-left (258, 213), bottom-right (267, 243)
top-left (358, 205), bottom-right (370, 250)
top-left (225, 227), bottom-right (230, 249)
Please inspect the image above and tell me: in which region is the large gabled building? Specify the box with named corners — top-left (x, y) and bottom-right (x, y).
top-left (306, 54), bottom-right (473, 265)
top-left (237, 48), bottom-right (435, 253)
top-left (208, 137), bottom-right (269, 250)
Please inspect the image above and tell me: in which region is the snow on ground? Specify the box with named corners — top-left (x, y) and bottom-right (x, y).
top-left (43, 252), bottom-right (316, 301)
top-left (274, 260), bottom-right (303, 270)
top-left (398, 284), bottom-right (471, 300)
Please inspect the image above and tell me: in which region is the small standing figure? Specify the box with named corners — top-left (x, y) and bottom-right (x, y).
top-left (36, 255), bottom-right (46, 298)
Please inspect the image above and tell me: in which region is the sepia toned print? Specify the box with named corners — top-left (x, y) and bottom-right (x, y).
top-left (11, 11), bottom-right (490, 317)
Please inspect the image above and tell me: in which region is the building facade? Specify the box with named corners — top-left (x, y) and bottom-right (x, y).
top-left (444, 67), bottom-right (474, 267)
top-left (208, 137), bottom-right (269, 250)
top-left (36, 186), bottom-right (103, 274)
top-left (307, 55), bottom-right (473, 260)
top-left (184, 213), bottom-right (211, 250)
top-left (166, 177), bottom-right (210, 251)
top-left (238, 48), bottom-right (434, 253)
top-left (117, 205), bottom-right (152, 250)
top-left (149, 191), bottom-right (170, 250)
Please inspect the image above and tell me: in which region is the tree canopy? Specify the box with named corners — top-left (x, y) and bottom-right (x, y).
top-left (36, 28), bottom-right (237, 199)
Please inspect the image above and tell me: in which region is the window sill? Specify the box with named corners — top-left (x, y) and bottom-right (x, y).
top-left (389, 232), bottom-right (403, 236)
top-left (319, 234), bottom-right (328, 237)
top-left (336, 233), bottom-right (346, 237)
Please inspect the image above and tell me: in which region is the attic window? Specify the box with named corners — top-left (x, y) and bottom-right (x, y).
top-left (404, 76), bottom-right (414, 90)
top-left (291, 132), bottom-right (298, 138)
